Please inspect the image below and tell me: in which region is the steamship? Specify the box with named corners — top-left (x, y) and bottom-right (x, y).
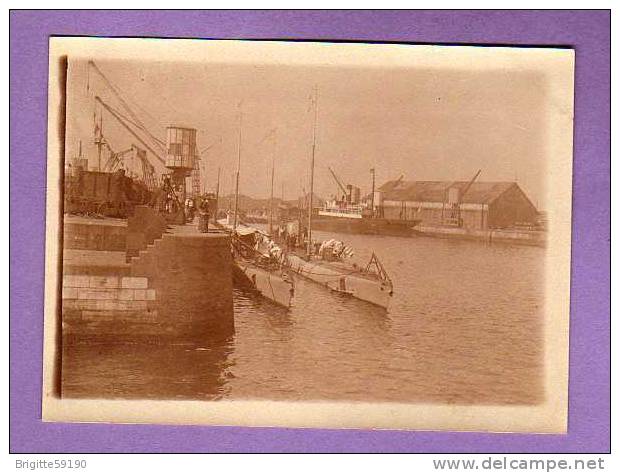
top-left (312, 204), bottom-right (419, 236)
top-left (311, 185), bottom-right (420, 237)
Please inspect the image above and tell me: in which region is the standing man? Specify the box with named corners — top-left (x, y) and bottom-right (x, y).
top-left (198, 197), bottom-right (211, 233)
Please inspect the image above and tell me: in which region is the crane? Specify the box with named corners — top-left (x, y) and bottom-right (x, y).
top-left (94, 96), bottom-right (165, 166)
top-left (460, 169), bottom-right (482, 200)
top-left (135, 148), bottom-right (157, 191)
top-left (328, 166), bottom-right (348, 199)
top-left (102, 144), bottom-right (156, 190)
top-left (88, 60), bottom-right (166, 152)
top-left (103, 146), bottom-right (134, 172)
top-left (89, 63), bottom-right (187, 222)
top-left (94, 96), bottom-right (163, 194)
top-left (444, 169), bottom-right (482, 227)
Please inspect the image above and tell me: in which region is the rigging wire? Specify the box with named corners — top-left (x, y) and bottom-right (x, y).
top-left (101, 103), bottom-right (166, 154)
top-left (95, 95), bottom-right (165, 165)
top-left (87, 60), bottom-right (167, 154)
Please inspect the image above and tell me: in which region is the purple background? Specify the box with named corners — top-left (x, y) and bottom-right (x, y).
top-left (9, 10), bottom-right (610, 453)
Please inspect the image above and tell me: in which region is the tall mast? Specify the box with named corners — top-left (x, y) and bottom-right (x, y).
top-left (370, 167), bottom-right (376, 218)
top-left (307, 85), bottom-right (318, 257)
top-left (233, 108), bottom-right (243, 232)
top-left (214, 166), bottom-right (221, 223)
top-left (269, 129), bottom-right (276, 236)
top-left (96, 113), bottom-right (103, 171)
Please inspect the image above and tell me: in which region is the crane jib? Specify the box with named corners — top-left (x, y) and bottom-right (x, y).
top-left (94, 96), bottom-right (166, 166)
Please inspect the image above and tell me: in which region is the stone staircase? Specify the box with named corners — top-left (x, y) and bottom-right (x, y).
top-left (61, 211), bottom-right (160, 333)
top-left (61, 206), bottom-right (234, 340)
top-left (63, 249), bottom-right (132, 276)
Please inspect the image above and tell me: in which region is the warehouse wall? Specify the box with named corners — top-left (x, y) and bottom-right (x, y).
top-left (381, 201), bottom-right (489, 229)
top-left (488, 185), bottom-right (538, 229)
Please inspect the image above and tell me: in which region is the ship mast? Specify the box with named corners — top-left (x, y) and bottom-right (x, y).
top-left (269, 129), bottom-right (276, 236)
top-left (233, 108), bottom-right (243, 233)
top-left (307, 85), bottom-right (319, 258)
top-left (370, 167), bottom-right (376, 218)
top-left (96, 112), bottom-right (103, 171)
top-left (214, 166), bottom-right (221, 223)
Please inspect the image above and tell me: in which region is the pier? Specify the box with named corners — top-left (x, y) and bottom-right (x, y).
top-left (62, 206), bottom-right (234, 342)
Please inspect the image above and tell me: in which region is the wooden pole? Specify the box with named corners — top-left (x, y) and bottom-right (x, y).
top-left (233, 110), bottom-right (242, 232)
top-left (269, 129), bottom-right (276, 235)
top-left (307, 85), bottom-right (318, 258)
top-left (214, 166), bottom-right (221, 223)
top-left (370, 167), bottom-right (376, 218)
top-left (97, 114), bottom-right (103, 171)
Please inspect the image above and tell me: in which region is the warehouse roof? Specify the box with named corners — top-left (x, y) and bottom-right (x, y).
top-left (378, 180), bottom-right (521, 204)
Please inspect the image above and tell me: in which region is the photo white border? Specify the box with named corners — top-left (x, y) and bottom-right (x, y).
top-left (42, 37), bottom-right (574, 433)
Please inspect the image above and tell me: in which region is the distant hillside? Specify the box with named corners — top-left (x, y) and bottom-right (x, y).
top-left (218, 193), bottom-right (325, 211)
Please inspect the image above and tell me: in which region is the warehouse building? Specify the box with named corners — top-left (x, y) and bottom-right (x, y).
top-left (374, 180), bottom-right (539, 230)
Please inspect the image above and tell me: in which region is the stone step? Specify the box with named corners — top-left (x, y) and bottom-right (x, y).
top-left (63, 274), bottom-right (150, 290)
top-left (63, 215), bottom-right (127, 251)
top-left (64, 249), bottom-right (127, 266)
top-left (63, 264), bottom-right (131, 276)
top-left (62, 286), bottom-right (155, 301)
top-left (77, 309), bottom-right (158, 323)
top-left (63, 298), bottom-right (156, 311)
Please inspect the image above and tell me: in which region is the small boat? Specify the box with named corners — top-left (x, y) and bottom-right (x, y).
top-left (218, 220), bottom-right (295, 308)
top-left (285, 250), bottom-right (393, 309)
top-left (287, 86), bottom-right (393, 309)
top-left (243, 212), bottom-right (269, 224)
top-left (215, 113), bottom-right (294, 308)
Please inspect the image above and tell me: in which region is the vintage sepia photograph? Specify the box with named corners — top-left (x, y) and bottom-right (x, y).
top-left (42, 38), bottom-right (574, 432)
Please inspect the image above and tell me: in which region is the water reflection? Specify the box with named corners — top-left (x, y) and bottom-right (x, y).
top-left (61, 337), bottom-right (235, 400)
top-left (62, 232), bottom-right (545, 405)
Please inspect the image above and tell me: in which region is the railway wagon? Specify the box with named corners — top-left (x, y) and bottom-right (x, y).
top-left (64, 169), bottom-right (152, 218)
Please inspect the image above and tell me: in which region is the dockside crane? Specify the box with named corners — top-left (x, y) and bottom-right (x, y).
top-left (88, 60), bottom-right (167, 151)
top-left (94, 96), bottom-right (166, 166)
top-left (460, 169), bottom-right (482, 199)
top-left (88, 61), bottom-right (201, 223)
top-left (444, 169), bottom-right (482, 227)
top-left (102, 144), bottom-right (157, 191)
top-left (94, 96), bottom-right (162, 193)
top-left (103, 146), bottom-right (134, 172)
top-left (88, 60), bottom-right (169, 184)
top-left (328, 166), bottom-right (348, 200)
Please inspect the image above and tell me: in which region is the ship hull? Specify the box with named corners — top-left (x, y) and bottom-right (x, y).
top-left (233, 261), bottom-right (294, 308)
top-left (285, 254), bottom-right (392, 309)
top-left (312, 215), bottom-right (419, 236)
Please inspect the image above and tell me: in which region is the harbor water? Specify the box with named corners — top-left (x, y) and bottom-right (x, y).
top-left (62, 230), bottom-right (545, 405)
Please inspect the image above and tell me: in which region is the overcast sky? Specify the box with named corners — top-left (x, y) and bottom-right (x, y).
top-left (66, 57), bottom-right (547, 207)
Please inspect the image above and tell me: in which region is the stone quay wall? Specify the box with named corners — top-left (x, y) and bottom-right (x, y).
top-left (130, 232), bottom-right (234, 340)
top-left (63, 216), bottom-right (127, 251)
top-left (62, 207), bottom-right (234, 341)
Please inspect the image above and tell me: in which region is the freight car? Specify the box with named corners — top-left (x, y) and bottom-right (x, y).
top-left (64, 168), bottom-right (152, 218)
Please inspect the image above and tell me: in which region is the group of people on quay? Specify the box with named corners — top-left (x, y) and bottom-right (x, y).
top-left (183, 196), bottom-right (212, 233)
top-left (180, 197), bottom-right (356, 266)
